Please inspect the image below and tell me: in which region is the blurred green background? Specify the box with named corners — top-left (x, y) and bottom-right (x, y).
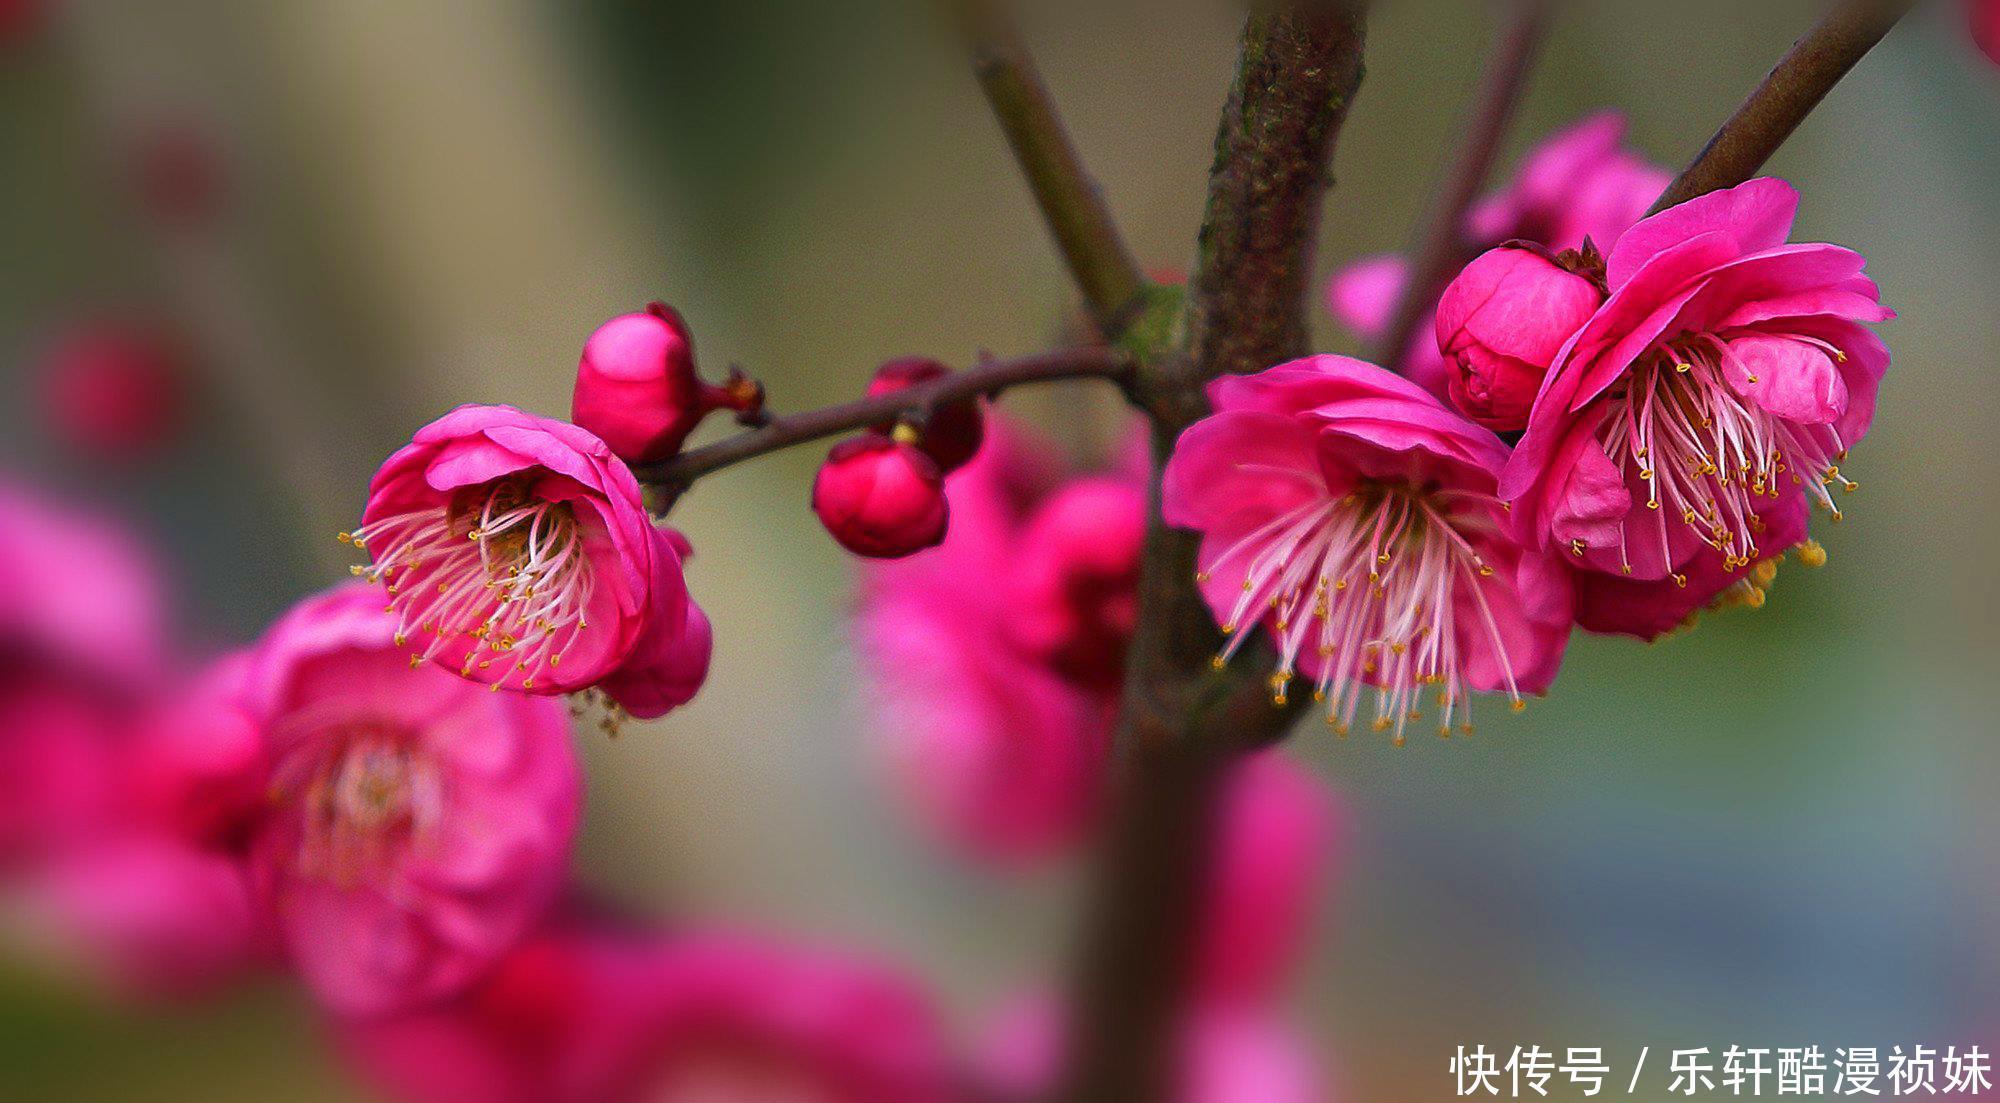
top-left (2, 0), bottom-right (1996, 1098)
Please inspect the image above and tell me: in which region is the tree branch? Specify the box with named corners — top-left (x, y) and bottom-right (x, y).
top-left (949, 0), bottom-right (1151, 338)
top-left (1375, 0), bottom-right (1557, 370)
top-left (1651, 0), bottom-right (1915, 213)
top-left (632, 347), bottom-right (1132, 501)
top-left (1054, 6), bottom-right (1369, 1103)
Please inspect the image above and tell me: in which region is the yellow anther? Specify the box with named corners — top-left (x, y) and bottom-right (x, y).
top-left (1510, 699), bottom-right (1526, 713)
top-left (1797, 539), bottom-right (1828, 568)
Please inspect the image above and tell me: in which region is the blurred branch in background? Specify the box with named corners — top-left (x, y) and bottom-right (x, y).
top-left (945, 0), bottom-right (1150, 339)
top-left (1652, 0), bottom-right (1918, 210)
top-left (54, 6), bottom-right (362, 574)
top-left (1376, 0), bottom-right (1557, 371)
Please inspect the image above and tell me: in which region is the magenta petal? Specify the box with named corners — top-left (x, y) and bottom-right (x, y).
top-left (1162, 412), bottom-right (1324, 533)
top-left (1606, 178), bottom-right (1801, 289)
top-left (1725, 333), bottom-right (1847, 425)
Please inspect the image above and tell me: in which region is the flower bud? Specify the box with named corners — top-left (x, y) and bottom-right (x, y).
top-left (571, 302), bottom-right (763, 465)
top-left (866, 357), bottom-right (985, 473)
top-left (1976, 0), bottom-right (2000, 66)
top-left (1435, 245), bottom-right (1604, 432)
top-left (812, 433), bottom-right (949, 559)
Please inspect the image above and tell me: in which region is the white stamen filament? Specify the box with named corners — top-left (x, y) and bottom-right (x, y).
top-left (1586, 333), bottom-right (1853, 581)
top-left (1206, 484), bottom-right (1524, 745)
top-left (345, 477), bottom-right (595, 690)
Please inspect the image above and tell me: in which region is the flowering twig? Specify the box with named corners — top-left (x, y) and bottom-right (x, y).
top-left (1375, 0), bottom-right (1558, 371)
top-left (1054, 6), bottom-right (1369, 1103)
top-left (948, 0), bottom-right (1151, 338)
top-left (1651, 0), bottom-right (1916, 212)
top-left (632, 347), bottom-right (1132, 502)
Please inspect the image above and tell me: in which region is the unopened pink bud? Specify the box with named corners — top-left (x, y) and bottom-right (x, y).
top-left (571, 302), bottom-right (763, 465)
top-left (1435, 245), bottom-right (1603, 432)
top-left (866, 357), bottom-right (986, 473)
top-left (812, 434), bottom-right (949, 559)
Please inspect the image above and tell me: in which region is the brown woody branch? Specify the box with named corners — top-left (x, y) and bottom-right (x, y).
top-left (632, 347), bottom-right (1132, 500)
top-left (1652, 0), bottom-right (1916, 212)
top-left (1375, 0), bottom-right (1557, 370)
top-left (948, 0), bottom-right (1151, 337)
top-left (1054, 6), bottom-right (1370, 1103)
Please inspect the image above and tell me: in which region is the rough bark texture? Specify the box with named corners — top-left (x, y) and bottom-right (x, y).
top-left (1053, 7), bottom-right (1368, 1102)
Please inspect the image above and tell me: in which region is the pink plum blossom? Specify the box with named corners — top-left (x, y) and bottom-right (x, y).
top-left (813, 434), bottom-right (952, 559)
top-left (979, 994), bottom-right (1327, 1103)
top-left (571, 303), bottom-right (763, 466)
top-left (1005, 476), bottom-right (1147, 689)
top-left (858, 416), bottom-right (1126, 864)
top-left (1500, 179), bottom-right (1892, 635)
top-left (1434, 244), bottom-right (1605, 432)
top-left (240, 583), bottom-right (582, 1016)
top-left (0, 482), bottom-right (166, 867)
top-left (350, 404), bottom-right (710, 718)
top-left (1195, 751), bottom-right (1340, 1007)
top-left (1975, 0), bottom-right (2000, 65)
top-left (567, 932), bottom-right (960, 1103)
top-left (1164, 356), bottom-right (1573, 743)
top-left (1328, 112), bottom-right (1668, 398)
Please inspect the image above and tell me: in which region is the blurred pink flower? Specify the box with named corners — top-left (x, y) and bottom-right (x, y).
top-left (130, 121), bottom-right (227, 228)
top-left (858, 417), bottom-right (1129, 864)
top-left (349, 924), bottom-right (960, 1103)
top-left (1327, 112), bottom-right (1668, 398)
top-left (24, 834), bottom-right (258, 999)
top-left (36, 322), bottom-right (190, 462)
top-left (241, 583), bottom-right (582, 1016)
top-left (979, 994), bottom-right (1327, 1103)
top-left (570, 304), bottom-right (763, 466)
top-left (1434, 244), bottom-right (1605, 432)
top-left (1501, 179), bottom-right (1893, 637)
top-left (1005, 477), bottom-right (1147, 689)
top-left (1973, 0), bottom-right (2000, 65)
top-left (813, 434), bottom-right (952, 559)
top-left (1164, 356), bottom-right (1573, 743)
top-left (350, 404), bottom-right (710, 718)
top-left (1195, 751), bottom-right (1339, 1007)
top-left (0, 481), bottom-right (166, 866)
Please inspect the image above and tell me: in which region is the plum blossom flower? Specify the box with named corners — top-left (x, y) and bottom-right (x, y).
top-left (1328, 112), bottom-right (1668, 397)
top-left (979, 995), bottom-right (1326, 1103)
top-left (1500, 179), bottom-right (1892, 634)
top-left (570, 932), bottom-right (959, 1103)
top-left (858, 416), bottom-right (1128, 863)
top-left (570, 303), bottom-right (763, 466)
top-left (348, 404), bottom-right (709, 718)
top-left (1005, 477), bottom-right (1147, 689)
top-left (240, 583), bottom-right (582, 1015)
top-left (1194, 752), bottom-right (1340, 1007)
top-left (1164, 356), bottom-right (1573, 743)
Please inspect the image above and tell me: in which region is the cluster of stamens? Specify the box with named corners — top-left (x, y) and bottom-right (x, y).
top-left (1583, 333), bottom-right (1856, 583)
top-left (342, 476), bottom-right (595, 692)
top-left (269, 722), bottom-right (437, 886)
top-left (1199, 483), bottom-right (1525, 746)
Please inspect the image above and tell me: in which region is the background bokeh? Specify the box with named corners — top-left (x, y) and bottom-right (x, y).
top-left (2, 0), bottom-right (1996, 1098)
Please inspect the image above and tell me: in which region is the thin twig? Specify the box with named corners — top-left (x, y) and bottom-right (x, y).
top-left (1652, 0), bottom-right (1915, 212)
top-left (632, 347), bottom-right (1132, 500)
top-left (1055, 6), bottom-right (1370, 1103)
top-left (1376, 0), bottom-right (1557, 371)
top-left (948, 0), bottom-right (1150, 337)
